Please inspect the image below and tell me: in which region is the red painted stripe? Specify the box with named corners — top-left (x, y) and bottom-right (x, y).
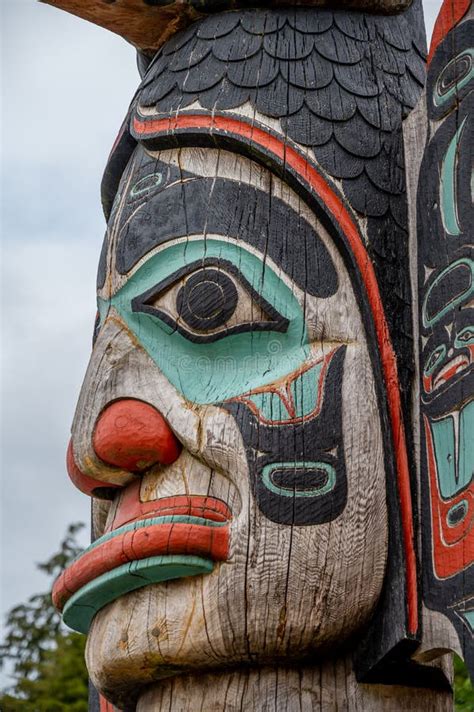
top-left (52, 522), bottom-right (228, 610)
top-left (99, 696), bottom-right (117, 712)
top-left (428, 0), bottom-right (470, 65)
top-left (133, 113), bottom-right (418, 634)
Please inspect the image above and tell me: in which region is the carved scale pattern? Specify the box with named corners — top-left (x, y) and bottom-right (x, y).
top-left (137, 6), bottom-right (426, 220)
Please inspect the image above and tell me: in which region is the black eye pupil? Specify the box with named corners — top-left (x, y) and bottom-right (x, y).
top-left (188, 281), bottom-right (226, 319)
top-left (177, 269), bottom-right (238, 331)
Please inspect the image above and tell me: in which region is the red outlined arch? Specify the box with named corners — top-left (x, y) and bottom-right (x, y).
top-left (132, 112), bottom-right (418, 634)
top-left (428, 0), bottom-right (470, 65)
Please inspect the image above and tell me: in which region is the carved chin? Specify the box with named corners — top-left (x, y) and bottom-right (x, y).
top-left (86, 527), bottom-right (385, 707)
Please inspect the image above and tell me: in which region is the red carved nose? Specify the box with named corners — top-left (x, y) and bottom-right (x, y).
top-left (66, 440), bottom-right (121, 498)
top-left (93, 399), bottom-right (181, 472)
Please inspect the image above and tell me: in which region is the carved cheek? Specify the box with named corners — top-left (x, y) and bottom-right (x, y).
top-left (222, 346), bottom-right (348, 526)
top-left (70, 316), bottom-right (203, 488)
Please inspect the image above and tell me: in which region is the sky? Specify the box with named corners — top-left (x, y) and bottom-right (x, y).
top-left (1, 0), bottom-right (442, 680)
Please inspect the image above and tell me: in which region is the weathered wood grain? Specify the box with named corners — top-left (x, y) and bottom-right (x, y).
top-left (136, 657), bottom-right (452, 711)
top-left (42, 1), bottom-right (465, 708)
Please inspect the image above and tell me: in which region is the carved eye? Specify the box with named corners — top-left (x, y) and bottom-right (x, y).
top-left (128, 172), bottom-right (163, 202)
top-left (422, 258), bottom-right (474, 328)
top-left (176, 269), bottom-right (238, 331)
top-left (455, 325), bottom-right (474, 346)
top-left (434, 49), bottom-right (473, 108)
top-left (131, 260), bottom-right (289, 343)
top-left (424, 344), bottom-right (446, 377)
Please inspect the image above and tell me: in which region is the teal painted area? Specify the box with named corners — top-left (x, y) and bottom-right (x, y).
top-left (104, 240), bottom-right (308, 404)
top-left (246, 360), bottom-right (323, 422)
top-left (247, 391), bottom-right (291, 421)
top-left (63, 555), bottom-right (214, 634)
top-left (430, 399), bottom-right (474, 498)
top-left (459, 400), bottom-right (474, 493)
top-left (98, 297), bottom-right (109, 324)
top-left (423, 344), bottom-right (446, 377)
top-left (434, 49), bottom-right (474, 108)
top-left (290, 361), bottom-right (322, 418)
top-left (71, 514), bottom-right (226, 565)
top-left (261, 461), bottom-right (336, 498)
top-left (431, 415), bottom-right (456, 498)
top-left (422, 258), bottom-right (474, 328)
top-left (455, 325), bottom-right (474, 348)
top-left (461, 610), bottom-right (474, 633)
top-left (440, 117), bottom-right (467, 237)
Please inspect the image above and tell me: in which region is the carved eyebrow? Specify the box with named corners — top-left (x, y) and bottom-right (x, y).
top-left (116, 176), bottom-right (339, 298)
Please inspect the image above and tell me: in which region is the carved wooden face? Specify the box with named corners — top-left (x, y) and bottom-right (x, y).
top-left (60, 145), bottom-right (387, 695)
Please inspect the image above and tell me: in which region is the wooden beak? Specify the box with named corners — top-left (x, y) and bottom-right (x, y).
top-left (39, 0), bottom-right (202, 53)
top-left (39, 0), bottom-right (413, 53)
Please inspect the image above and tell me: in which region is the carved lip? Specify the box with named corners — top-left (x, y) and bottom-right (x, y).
top-left (433, 354), bottom-right (470, 390)
top-left (105, 479), bottom-right (231, 532)
top-left (52, 486), bottom-right (231, 620)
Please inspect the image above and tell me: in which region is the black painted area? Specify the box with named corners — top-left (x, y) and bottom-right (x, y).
top-left (132, 257), bottom-right (289, 343)
top-left (135, 4), bottom-right (426, 225)
top-left (417, 106), bottom-right (473, 419)
top-left (92, 310), bottom-right (101, 346)
top-left (115, 147), bottom-right (339, 300)
top-left (177, 268), bottom-right (238, 330)
top-left (101, 116), bottom-right (138, 222)
top-left (222, 346), bottom-right (347, 526)
top-left (271, 466), bottom-right (330, 492)
top-left (88, 682), bottom-right (101, 712)
top-left (427, 22), bottom-right (473, 121)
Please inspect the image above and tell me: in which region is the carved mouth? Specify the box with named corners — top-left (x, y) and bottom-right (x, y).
top-left (433, 354), bottom-right (471, 390)
top-left (52, 483), bottom-right (231, 634)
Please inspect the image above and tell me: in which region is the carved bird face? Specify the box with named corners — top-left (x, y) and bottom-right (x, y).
top-left (57, 145), bottom-right (387, 697)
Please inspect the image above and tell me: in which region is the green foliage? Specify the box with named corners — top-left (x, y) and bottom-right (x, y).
top-left (454, 655), bottom-right (474, 712)
top-left (0, 523), bottom-right (89, 710)
top-left (0, 633), bottom-right (88, 712)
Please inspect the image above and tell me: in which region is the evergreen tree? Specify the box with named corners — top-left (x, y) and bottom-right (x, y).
top-left (0, 523), bottom-right (88, 710)
top-left (454, 655), bottom-right (474, 712)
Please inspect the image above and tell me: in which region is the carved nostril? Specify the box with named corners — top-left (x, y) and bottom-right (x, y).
top-left (66, 439), bottom-right (121, 499)
top-left (93, 399), bottom-right (181, 472)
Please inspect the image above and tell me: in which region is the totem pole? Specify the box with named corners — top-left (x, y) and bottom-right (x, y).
top-left (404, 0), bottom-right (473, 675)
top-left (41, 0), bottom-right (472, 709)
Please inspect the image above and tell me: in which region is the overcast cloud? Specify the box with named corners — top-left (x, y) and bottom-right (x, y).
top-left (1, 0), bottom-right (442, 682)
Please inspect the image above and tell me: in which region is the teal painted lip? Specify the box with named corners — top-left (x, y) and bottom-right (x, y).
top-left (56, 514), bottom-right (230, 634)
top-left (63, 555), bottom-right (214, 634)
